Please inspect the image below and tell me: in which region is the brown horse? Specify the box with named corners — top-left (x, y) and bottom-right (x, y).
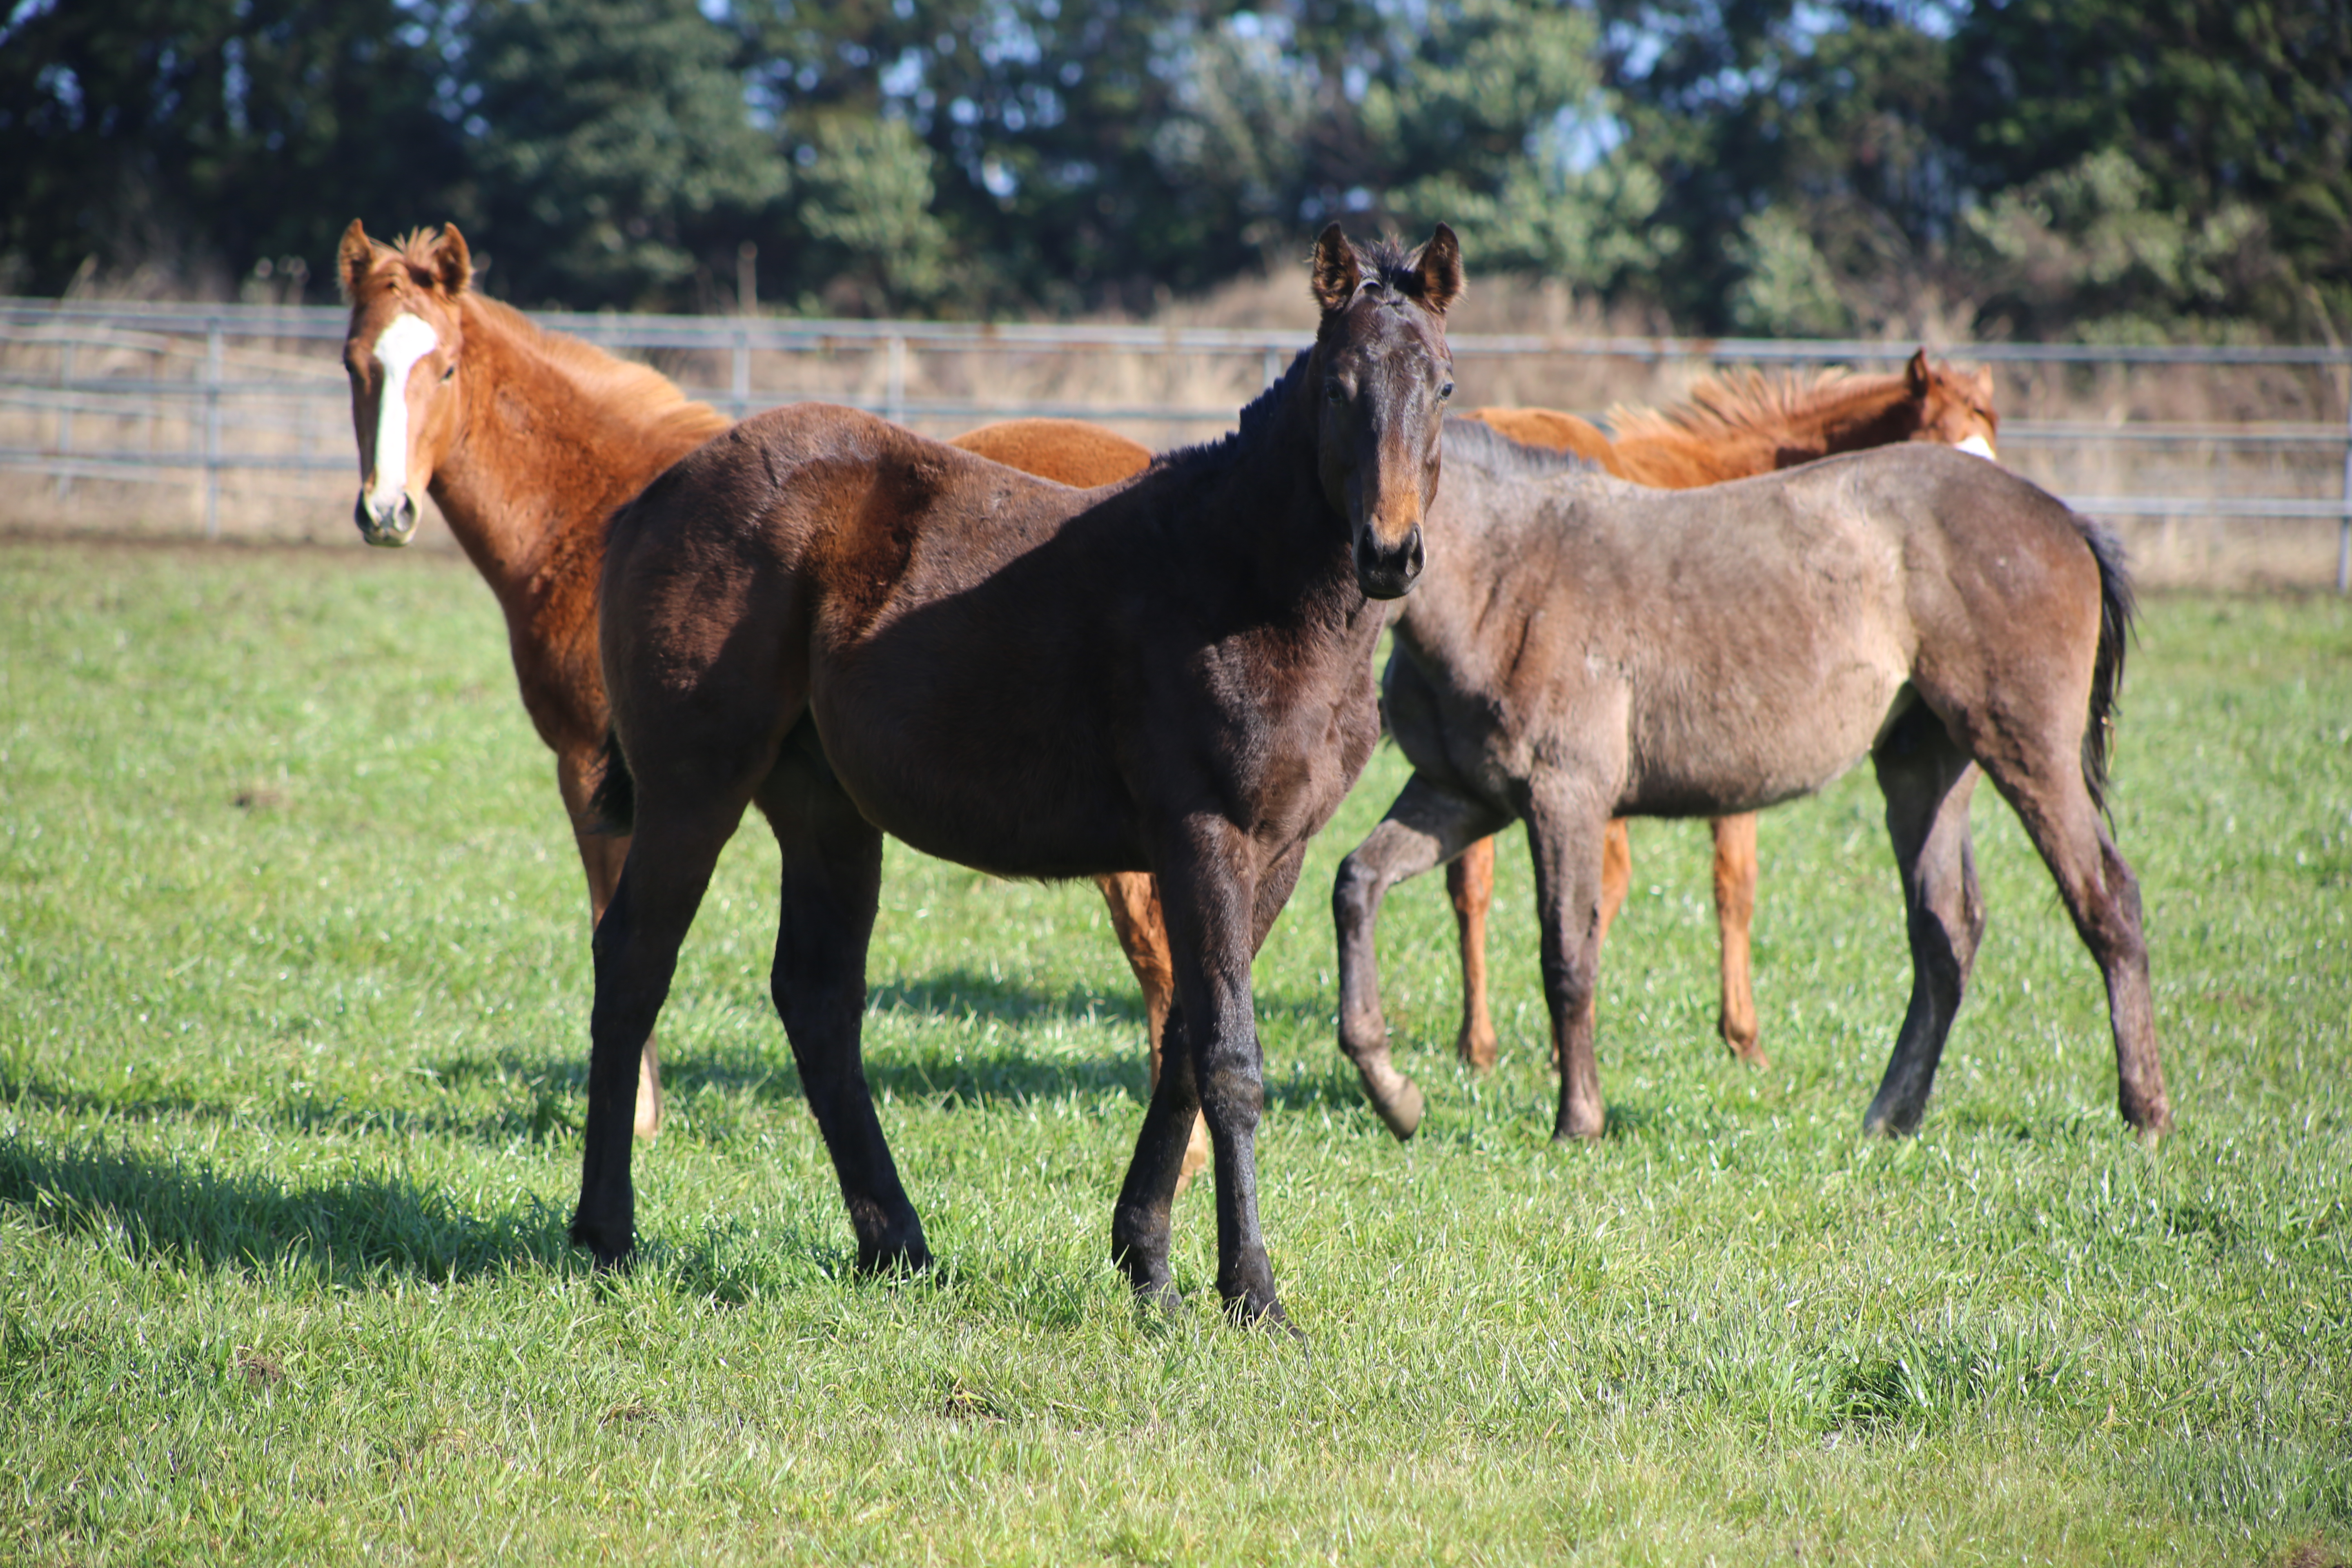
top-left (1331, 422), bottom-right (2170, 1145)
top-left (572, 225), bottom-right (1461, 1330)
top-left (336, 222), bottom-right (1199, 1170)
top-left (1442, 356), bottom-right (2002, 1075)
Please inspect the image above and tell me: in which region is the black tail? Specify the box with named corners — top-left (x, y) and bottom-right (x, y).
top-left (587, 727), bottom-right (635, 835)
top-left (2078, 517), bottom-right (2135, 821)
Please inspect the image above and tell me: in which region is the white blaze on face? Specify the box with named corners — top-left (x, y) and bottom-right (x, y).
top-left (366, 312), bottom-right (439, 514)
top-left (1955, 432), bottom-right (1998, 462)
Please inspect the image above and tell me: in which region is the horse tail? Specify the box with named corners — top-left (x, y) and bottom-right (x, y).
top-left (588, 726), bottom-right (635, 835)
top-left (2078, 514), bottom-right (2136, 821)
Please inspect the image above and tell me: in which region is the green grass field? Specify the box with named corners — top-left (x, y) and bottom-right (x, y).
top-left (2, 539), bottom-right (2346, 1564)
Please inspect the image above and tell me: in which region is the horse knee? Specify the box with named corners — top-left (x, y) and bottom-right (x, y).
top-left (1196, 1061), bottom-right (1265, 1126)
top-left (1332, 848), bottom-right (1390, 931)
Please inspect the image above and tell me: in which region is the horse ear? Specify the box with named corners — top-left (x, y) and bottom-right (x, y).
top-left (1906, 348), bottom-right (1931, 397)
top-left (338, 219), bottom-right (375, 302)
top-left (1310, 224), bottom-right (1361, 314)
top-left (1971, 365), bottom-right (1996, 403)
top-left (432, 225), bottom-right (473, 296)
top-left (1408, 224), bottom-right (1463, 316)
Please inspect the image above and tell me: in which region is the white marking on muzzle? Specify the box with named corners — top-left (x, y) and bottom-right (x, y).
top-left (365, 312), bottom-right (439, 515)
top-left (1955, 432), bottom-right (1998, 462)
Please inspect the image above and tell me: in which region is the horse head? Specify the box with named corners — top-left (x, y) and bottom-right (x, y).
top-left (1905, 348), bottom-right (2000, 463)
top-left (337, 219), bottom-right (474, 547)
top-left (1307, 223), bottom-right (1461, 600)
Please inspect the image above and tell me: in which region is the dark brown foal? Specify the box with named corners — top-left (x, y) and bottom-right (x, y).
top-left (573, 225), bottom-right (1463, 1332)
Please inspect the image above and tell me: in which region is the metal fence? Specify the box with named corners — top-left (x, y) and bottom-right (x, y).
top-left (5, 298), bottom-right (2348, 589)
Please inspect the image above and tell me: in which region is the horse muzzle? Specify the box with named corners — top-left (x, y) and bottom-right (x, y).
top-left (355, 489), bottom-right (419, 548)
top-left (1354, 524), bottom-right (1424, 600)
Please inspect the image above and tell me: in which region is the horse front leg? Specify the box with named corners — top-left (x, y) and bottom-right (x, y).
top-left (560, 748), bottom-right (664, 1140)
top-left (757, 757), bottom-right (928, 1273)
top-left (1115, 822), bottom-right (1294, 1330)
top-left (1334, 776), bottom-right (1510, 1138)
top-left (1523, 795), bottom-right (1613, 1141)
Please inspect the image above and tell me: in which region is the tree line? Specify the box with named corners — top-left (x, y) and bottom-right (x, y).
top-left (3, 0), bottom-right (2345, 340)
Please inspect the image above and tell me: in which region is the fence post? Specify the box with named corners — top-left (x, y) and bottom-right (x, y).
top-left (732, 328), bottom-right (751, 421)
top-left (886, 335), bottom-right (906, 425)
top-left (56, 341), bottom-right (74, 500)
top-left (204, 320), bottom-right (223, 540)
top-left (1263, 345), bottom-right (1282, 389)
top-left (2339, 367), bottom-right (2351, 595)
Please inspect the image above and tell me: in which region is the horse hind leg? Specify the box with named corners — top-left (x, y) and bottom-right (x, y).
top-left (569, 794), bottom-right (749, 1267)
top-left (1710, 813), bottom-right (1767, 1068)
top-left (1445, 837), bottom-right (1499, 1070)
top-left (1095, 871), bottom-right (1210, 1194)
top-left (1864, 710), bottom-right (1987, 1137)
top-left (1974, 728), bottom-right (2173, 1136)
top-left (756, 744), bottom-right (929, 1274)
top-left (560, 747), bottom-right (665, 1140)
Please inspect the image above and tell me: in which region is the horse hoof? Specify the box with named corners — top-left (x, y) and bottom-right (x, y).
top-left (1223, 1290), bottom-right (1304, 1345)
top-left (1455, 1026), bottom-right (1498, 1073)
top-left (1372, 1077), bottom-right (1424, 1141)
top-left (856, 1238), bottom-right (934, 1277)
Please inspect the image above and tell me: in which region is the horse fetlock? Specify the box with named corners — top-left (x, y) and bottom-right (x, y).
top-left (567, 1210), bottom-right (635, 1271)
top-left (1356, 1055), bottom-right (1424, 1140)
top-left (1455, 1016), bottom-right (1498, 1072)
top-left (1216, 1248), bottom-right (1288, 1327)
top-left (846, 1198), bottom-right (930, 1276)
top-left (2120, 1082), bottom-right (2174, 1139)
top-left (1719, 1011), bottom-right (1769, 1069)
top-left (1112, 1207), bottom-right (1176, 1305)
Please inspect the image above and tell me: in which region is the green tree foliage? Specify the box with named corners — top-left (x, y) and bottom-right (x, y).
top-left (0, 0), bottom-right (463, 294)
top-left (465, 0), bottom-right (788, 308)
top-left (1, 0), bottom-right (2343, 338)
top-left (1946, 0), bottom-right (2352, 336)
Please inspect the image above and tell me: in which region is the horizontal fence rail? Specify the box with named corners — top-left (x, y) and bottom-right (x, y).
top-left (4, 299), bottom-right (2348, 588)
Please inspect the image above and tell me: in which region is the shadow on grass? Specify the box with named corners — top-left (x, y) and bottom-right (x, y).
top-left (0, 1133), bottom-right (872, 1298)
top-left (0, 1136), bottom-right (571, 1285)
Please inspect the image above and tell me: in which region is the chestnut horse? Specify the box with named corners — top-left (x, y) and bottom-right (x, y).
top-left (336, 222), bottom-right (1199, 1172)
top-left (573, 225), bottom-right (1460, 1330)
top-left (1331, 423), bottom-right (2169, 1145)
top-left (1444, 356), bottom-right (2001, 1074)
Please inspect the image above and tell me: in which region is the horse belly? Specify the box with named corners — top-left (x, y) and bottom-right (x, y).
top-left (809, 678), bottom-right (1142, 878)
top-left (1623, 655), bottom-right (1909, 817)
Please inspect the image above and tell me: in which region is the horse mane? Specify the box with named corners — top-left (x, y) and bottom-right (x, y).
top-left (362, 230), bottom-right (730, 451)
top-left (1606, 366), bottom-right (1909, 444)
top-left (1441, 416), bottom-right (1603, 480)
top-left (460, 292), bottom-right (732, 449)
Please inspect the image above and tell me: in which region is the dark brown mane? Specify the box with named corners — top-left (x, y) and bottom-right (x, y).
top-left (1607, 367), bottom-right (1911, 443)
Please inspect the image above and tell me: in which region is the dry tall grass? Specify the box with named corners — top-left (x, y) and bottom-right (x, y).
top-left (4, 266), bottom-right (2346, 586)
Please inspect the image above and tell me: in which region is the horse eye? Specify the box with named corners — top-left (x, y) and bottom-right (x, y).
top-left (1439, 381), bottom-right (1454, 401)
top-left (440, 363), bottom-right (457, 382)
top-left (1325, 383), bottom-right (1346, 404)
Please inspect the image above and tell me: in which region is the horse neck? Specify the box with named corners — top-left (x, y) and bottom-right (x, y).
top-left (427, 299), bottom-right (712, 608)
top-left (1799, 377), bottom-right (1925, 457)
top-left (1609, 376), bottom-right (1923, 484)
top-left (1167, 365), bottom-right (1352, 606)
